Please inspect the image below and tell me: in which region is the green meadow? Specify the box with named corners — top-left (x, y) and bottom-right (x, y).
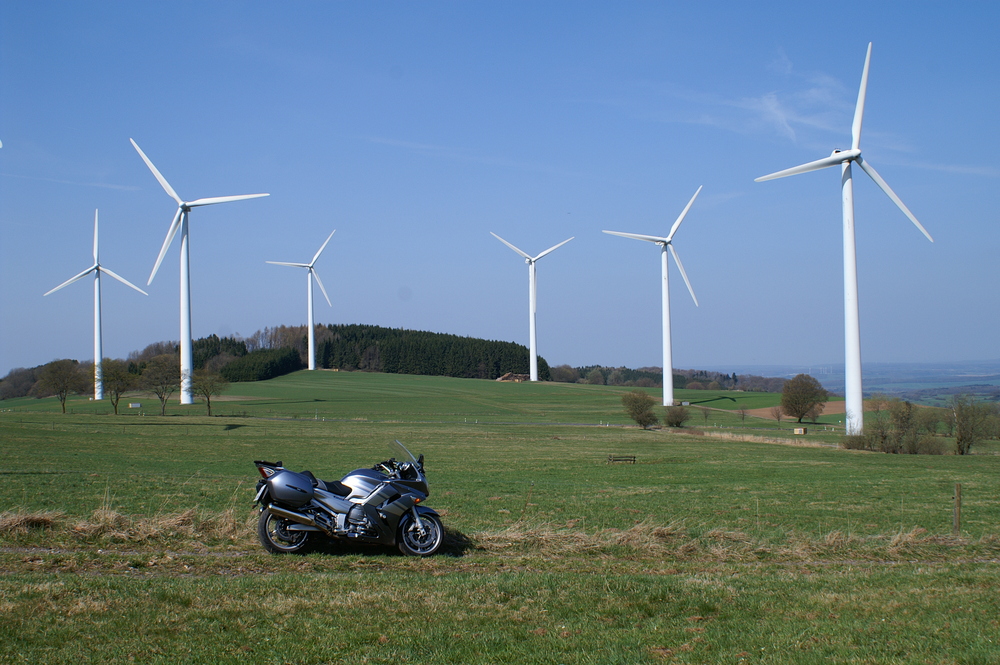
top-left (2, 371), bottom-right (998, 664)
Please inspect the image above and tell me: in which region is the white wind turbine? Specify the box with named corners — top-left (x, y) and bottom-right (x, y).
top-left (44, 209), bottom-right (148, 400)
top-left (267, 229), bottom-right (336, 371)
top-left (755, 43), bottom-right (933, 435)
top-left (131, 138), bottom-right (269, 404)
top-left (604, 186), bottom-right (702, 407)
top-left (491, 232), bottom-right (574, 382)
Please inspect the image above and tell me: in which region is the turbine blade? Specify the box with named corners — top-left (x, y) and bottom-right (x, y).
top-left (186, 193), bottom-right (270, 207)
top-left (130, 138), bottom-right (183, 205)
top-left (311, 269), bottom-right (332, 307)
top-left (266, 261), bottom-right (310, 268)
top-left (755, 151), bottom-right (858, 182)
top-left (533, 237), bottom-right (574, 261)
top-left (93, 209), bottom-right (100, 263)
top-left (491, 232), bottom-right (532, 260)
top-left (100, 266), bottom-right (149, 295)
top-left (44, 266), bottom-right (96, 296)
top-left (311, 229), bottom-right (336, 265)
top-left (856, 156), bottom-right (934, 242)
top-left (602, 230), bottom-right (667, 244)
top-left (148, 208), bottom-right (183, 285)
top-left (852, 43), bottom-right (873, 151)
top-left (666, 185), bottom-right (703, 242)
top-left (668, 244), bottom-right (699, 307)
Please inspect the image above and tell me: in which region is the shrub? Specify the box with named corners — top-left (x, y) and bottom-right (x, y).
top-left (622, 390), bottom-right (659, 429)
top-left (663, 405), bottom-right (690, 428)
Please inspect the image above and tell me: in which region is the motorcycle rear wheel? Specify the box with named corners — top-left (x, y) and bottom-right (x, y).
top-left (258, 509), bottom-right (310, 554)
top-left (397, 513), bottom-right (444, 556)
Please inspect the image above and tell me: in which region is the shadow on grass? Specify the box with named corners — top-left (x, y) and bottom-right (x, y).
top-left (297, 526), bottom-right (477, 558)
top-left (685, 396), bottom-right (738, 406)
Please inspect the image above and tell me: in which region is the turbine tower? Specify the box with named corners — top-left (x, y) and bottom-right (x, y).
top-left (267, 229), bottom-right (336, 371)
top-left (755, 43), bottom-right (933, 435)
top-left (44, 210), bottom-right (148, 400)
top-left (604, 186), bottom-right (702, 407)
top-left (491, 232), bottom-right (573, 381)
top-left (131, 138), bottom-right (269, 404)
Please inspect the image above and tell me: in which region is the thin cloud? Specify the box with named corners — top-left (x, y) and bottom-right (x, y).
top-left (0, 172), bottom-right (139, 191)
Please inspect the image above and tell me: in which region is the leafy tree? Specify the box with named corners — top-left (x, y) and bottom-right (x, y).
top-left (663, 405), bottom-right (690, 428)
top-left (622, 390), bottom-right (659, 429)
top-left (220, 348), bottom-right (302, 382)
top-left (0, 366), bottom-right (41, 400)
top-left (32, 359), bottom-right (90, 413)
top-left (192, 369), bottom-right (229, 416)
top-left (102, 358), bottom-right (137, 415)
top-left (780, 374), bottom-right (828, 423)
top-left (142, 355), bottom-right (180, 416)
top-left (549, 365), bottom-right (580, 383)
top-left (585, 368), bottom-right (605, 385)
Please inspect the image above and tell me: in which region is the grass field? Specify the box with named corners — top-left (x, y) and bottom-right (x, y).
top-left (2, 371), bottom-right (998, 663)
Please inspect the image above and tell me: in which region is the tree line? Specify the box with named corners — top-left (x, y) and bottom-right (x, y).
top-left (550, 364), bottom-right (785, 392)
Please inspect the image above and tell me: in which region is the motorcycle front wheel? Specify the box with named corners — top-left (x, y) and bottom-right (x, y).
top-left (257, 509), bottom-right (310, 554)
top-left (397, 513), bottom-right (444, 556)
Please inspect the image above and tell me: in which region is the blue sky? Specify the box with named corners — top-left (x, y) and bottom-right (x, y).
top-left (2, 1), bottom-right (998, 376)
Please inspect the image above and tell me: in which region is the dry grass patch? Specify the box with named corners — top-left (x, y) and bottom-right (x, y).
top-left (0, 510), bottom-right (63, 533)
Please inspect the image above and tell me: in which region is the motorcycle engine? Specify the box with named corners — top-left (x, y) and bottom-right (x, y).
top-left (347, 504), bottom-right (368, 526)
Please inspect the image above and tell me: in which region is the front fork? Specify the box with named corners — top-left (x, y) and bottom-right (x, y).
top-left (410, 506), bottom-right (427, 537)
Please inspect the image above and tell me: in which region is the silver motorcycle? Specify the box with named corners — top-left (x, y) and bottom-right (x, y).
top-left (252, 440), bottom-right (444, 556)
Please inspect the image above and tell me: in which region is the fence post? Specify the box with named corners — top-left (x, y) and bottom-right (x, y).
top-left (953, 483), bottom-right (962, 535)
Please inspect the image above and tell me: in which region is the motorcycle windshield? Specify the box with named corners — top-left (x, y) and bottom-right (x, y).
top-left (390, 440), bottom-right (418, 464)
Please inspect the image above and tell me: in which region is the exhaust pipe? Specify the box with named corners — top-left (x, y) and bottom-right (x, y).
top-left (266, 504), bottom-right (317, 527)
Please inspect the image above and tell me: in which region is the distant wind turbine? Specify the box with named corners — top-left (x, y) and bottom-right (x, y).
top-left (44, 210), bottom-right (148, 400)
top-left (604, 186), bottom-right (702, 407)
top-left (131, 138), bottom-right (269, 404)
top-left (267, 229), bottom-right (336, 371)
top-left (491, 232), bottom-right (573, 382)
top-left (755, 43), bottom-right (933, 435)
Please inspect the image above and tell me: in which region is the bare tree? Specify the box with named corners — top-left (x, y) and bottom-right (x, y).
top-left (769, 405), bottom-right (783, 423)
top-left (952, 394), bottom-right (992, 455)
top-left (780, 374), bottom-right (828, 423)
top-left (915, 407), bottom-right (942, 436)
top-left (142, 354), bottom-right (180, 416)
top-left (699, 407), bottom-right (710, 426)
top-left (192, 369), bottom-right (229, 417)
top-left (737, 404), bottom-right (749, 423)
top-left (32, 359), bottom-right (90, 413)
top-left (102, 358), bottom-right (137, 415)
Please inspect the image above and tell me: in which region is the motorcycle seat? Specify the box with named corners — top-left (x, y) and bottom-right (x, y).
top-left (301, 470), bottom-right (353, 497)
top-left (321, 480), bottom-right (352, 497)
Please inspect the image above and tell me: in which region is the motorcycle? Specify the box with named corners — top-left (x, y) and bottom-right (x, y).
top-left (252, 440), bottom-right (444, 556)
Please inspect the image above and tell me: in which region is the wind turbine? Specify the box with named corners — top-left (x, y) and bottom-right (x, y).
top-left (491, 232), bottom-right (573, 381)
top-left (44, 210), bottom-right (148, 400)
top-left (604, 186), bottom-right (702, 407)
top-left (131, 138), bottom-right (269, 404)
top-left (755, 43), bottom-right (933, 435)
top-left (267, 229), bottom-right (336, 371)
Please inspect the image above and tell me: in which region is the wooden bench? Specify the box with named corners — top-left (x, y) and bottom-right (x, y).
top-left (607, 455), bottom-right (636, 464)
